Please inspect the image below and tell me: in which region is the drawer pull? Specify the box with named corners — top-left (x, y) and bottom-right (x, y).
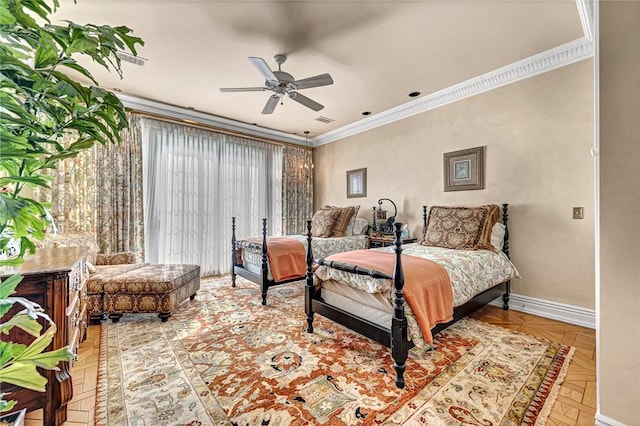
top-left (72, 275), bottom-right (80, 292)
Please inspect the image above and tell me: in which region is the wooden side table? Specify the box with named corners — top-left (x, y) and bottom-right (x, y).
top-left (368, 236), bottom-right (418, 248)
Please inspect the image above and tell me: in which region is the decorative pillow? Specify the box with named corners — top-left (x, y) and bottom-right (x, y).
top-left (324, 205), bottom-right (356, 237)
top-left (85, 260), bottom-right (97, 274)
top-left (490, 222), bottom-right (506, 251)
top-left (352, 217), bottom-right (370, 235)
top-left (342, 205), bottom-right (361, 236)
top-left (421, 205), bottom-right (500, 250)
top-left (310, 209), bottom-right (341, 237)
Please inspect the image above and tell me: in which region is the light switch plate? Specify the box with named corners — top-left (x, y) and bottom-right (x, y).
top-left (573, 207), bottom-right (584, 220)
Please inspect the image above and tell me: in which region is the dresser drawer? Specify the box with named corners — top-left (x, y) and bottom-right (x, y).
top-left (66, 260), bottom-right (84, 316)
top-left (67, 296), bottom-right (81, 340)
top-left (68, 327), bottom-right (80, 366)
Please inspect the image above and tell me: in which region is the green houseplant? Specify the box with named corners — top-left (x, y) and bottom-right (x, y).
top-left (0, 0), bottom-right (143, 417)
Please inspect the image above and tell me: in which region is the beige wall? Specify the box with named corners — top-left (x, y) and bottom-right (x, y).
top-left (598, 1), bottom-right (640, 423)
top-left (315, 60), bottom-right (595, 309)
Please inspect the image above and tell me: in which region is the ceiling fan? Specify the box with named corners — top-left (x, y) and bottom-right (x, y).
top-left (220, 54), bottom-right (334, 114)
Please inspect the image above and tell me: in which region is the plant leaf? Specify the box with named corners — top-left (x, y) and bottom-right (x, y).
top-left (0, 362), bottom-right (47, 391)
top-left (0, 311), bottom-right (43, 337)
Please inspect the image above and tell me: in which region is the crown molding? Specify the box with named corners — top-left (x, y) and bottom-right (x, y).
top-left (118, 2), bottom-right (595, 148)
top-left (577, 0), bottom-right (595, 42)
top-left (117, 93), bottom-right (306, 145)
top-left (313, 36), bottom-right (593, 146)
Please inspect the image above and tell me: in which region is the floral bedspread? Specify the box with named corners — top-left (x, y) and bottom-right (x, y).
top-left (237, 235), bottom-right (368, 266)
top-left (315, 243), bottom-right (520, 307)
top-left (315, 243), bottom-right (520, 349)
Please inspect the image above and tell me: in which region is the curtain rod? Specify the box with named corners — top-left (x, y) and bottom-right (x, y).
top-left (128, 109), bottom-right (314, 151)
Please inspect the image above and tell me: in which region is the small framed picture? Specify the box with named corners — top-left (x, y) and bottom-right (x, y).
top-left (346, 168), bottom-right (367, 198)
top-left (443, 146), bottom-right (485, 191)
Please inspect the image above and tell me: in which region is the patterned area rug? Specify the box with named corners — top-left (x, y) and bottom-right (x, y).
top-left (95, 276), bottom-right (573, 425)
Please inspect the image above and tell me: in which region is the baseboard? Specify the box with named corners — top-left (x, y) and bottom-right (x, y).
top-left (489, 293), bottom-right (596, 329)
top-left (595, 413), bottom-right (629, 426)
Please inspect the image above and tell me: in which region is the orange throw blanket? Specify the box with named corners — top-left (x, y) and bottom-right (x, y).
top-left (246, 237), bottom-right (306, 282)
top-left (324, 250), bottom-right (453, 343)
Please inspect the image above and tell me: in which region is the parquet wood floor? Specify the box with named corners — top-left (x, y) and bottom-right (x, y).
top-left (24, 305), bottom-right (596, 425)
top-left (470, 306), bottom-right (597, 425)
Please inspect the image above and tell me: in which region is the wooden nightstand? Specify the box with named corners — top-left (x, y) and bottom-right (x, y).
top-left (368, 236), bottom-right (418, 248)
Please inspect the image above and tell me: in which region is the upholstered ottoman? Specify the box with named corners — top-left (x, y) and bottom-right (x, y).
top-left (90, 263), bottom-right (200, 322)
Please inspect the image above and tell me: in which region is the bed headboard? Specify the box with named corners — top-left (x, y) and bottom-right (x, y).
top-left (421, 204), bottom-right (510, 258)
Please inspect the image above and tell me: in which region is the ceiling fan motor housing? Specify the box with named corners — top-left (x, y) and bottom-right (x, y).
top-left (271, 71), bottom-right (297, 93)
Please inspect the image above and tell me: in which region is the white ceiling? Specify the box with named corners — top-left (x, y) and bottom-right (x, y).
top-left (54, 0), bottom-right (588, 144)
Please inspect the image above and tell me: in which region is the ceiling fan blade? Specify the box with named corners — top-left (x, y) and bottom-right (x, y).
top-left (249, 57), bottom-right (279, 83)
top-left (262, 94), bottom-right (280, 114)
top-left (294, 73), bottom-right (334, 90)
top-left (220, 87), bottom-right (267, 93)
top-left (289, 92), bottom-right (324, 112)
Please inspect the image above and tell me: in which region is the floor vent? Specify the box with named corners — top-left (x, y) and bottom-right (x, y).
top-left (315, 116), bottom-right (335, 124)
top-left (116, 51), bottom-right (147, 67)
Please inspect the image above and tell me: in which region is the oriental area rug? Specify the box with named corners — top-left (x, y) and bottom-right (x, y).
top-left (95, 276), bottom-right (573, 425)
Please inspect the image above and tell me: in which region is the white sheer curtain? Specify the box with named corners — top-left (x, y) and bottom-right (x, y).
top-left (141, 119), bottom-right (282, 276)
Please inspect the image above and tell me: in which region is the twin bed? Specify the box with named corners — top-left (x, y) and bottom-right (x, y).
top-left (232, 204), bottom-right (519, 388)
top-left (231, 211), bottom-right (369, 305)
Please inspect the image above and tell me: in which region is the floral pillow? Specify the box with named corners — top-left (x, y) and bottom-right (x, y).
top-left (421, 205), bottom-right (500, 250)
top-left (310, 209), bottom-right (341, 237)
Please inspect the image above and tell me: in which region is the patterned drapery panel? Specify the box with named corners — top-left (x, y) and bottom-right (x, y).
top-left (35, 113), bottom-right (145, 261)
top-left (282, 145), bottom-right (313, 235)
top-left (35, 132), bottom-right (98, 234)
top-left (96, 114), bottom-right (145, 260)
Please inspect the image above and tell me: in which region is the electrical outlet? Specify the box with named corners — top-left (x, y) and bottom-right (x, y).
top-left (573, 207), bottom-right (584, 220)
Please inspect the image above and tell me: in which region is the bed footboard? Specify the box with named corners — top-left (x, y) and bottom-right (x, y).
top-left (231, 216), bottom-right (238, 287)
top-left (306, 222), bottom-right (412, 388)
top-left (501, 203), bottom-right (511, 310)
top-left (230, 217), bottom-right (271, 304)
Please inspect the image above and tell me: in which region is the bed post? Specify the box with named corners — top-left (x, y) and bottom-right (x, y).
top-left (391, 222), bottom-right (409, 389)
top-left (422, 205), bottom-right (428, 235)
top-left (231, 217), bottom-right (237, 288)
top-left (501, 204), bottom-right (511, 311)
top-left (305, 220), bottom-right (315, 333)
top-left (372, 206), bottom-right (377, 233)
top-left (260, 218), bottom-right (269, 305)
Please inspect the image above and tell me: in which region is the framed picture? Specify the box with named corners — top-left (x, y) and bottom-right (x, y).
top-left (443, 146), bottom-right (485, 191)
top-left (346, 168), bottom-right (367, 198)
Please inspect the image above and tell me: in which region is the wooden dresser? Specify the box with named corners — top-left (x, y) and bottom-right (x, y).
top-left (0, 246), bottom-right (88, 426)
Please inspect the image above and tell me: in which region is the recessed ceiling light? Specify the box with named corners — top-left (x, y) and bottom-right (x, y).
top-left (408, 91), bottom-right (421, 97)
top-left (362, 111), bottom-right (372, 116)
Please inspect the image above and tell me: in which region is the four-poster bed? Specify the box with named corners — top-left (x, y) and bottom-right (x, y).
top-left (305, 204), bottom-right (518, 388)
